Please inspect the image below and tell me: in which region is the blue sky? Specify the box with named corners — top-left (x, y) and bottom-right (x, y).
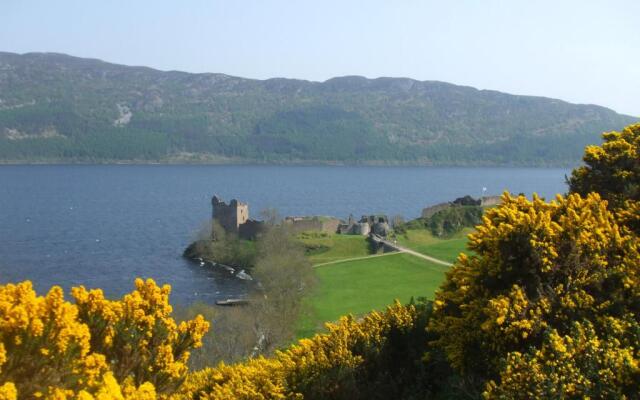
top-left (1, 0), bottom-right (638, 116)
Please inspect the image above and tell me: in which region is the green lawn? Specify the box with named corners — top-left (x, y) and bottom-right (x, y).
top-left (297, 252), bottom-right (448, 337)
top-left (396, 228), bottom-right (473, 263)
top-left (296, 233), bottom-right (373, 264)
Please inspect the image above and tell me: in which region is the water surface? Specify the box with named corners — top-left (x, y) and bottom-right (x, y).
top-left (0, 165), bottom-right (569, 303)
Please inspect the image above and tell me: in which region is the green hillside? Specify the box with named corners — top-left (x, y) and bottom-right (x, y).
top-left (0, 52), bottom-right (636, 165)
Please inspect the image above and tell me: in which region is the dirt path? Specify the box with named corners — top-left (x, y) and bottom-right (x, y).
top-left (393, 245), bottom-right (453, 266)
top-left (313, 238), bottom-right (453, 268)
top-left (313, 252), bottom-right (399, 268)
top-left (373, 235), bottom-right (453, 267)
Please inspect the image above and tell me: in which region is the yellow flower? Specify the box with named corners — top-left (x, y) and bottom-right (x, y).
top-left (179, 301), bottom-right (417, 399)
top-left (0, 382), bottom-right (17, 400)
top-left (0, 278), bottom-right (205, 398)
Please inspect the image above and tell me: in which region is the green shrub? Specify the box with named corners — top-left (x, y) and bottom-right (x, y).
top-left (427, 206), bottom-right (482, 237)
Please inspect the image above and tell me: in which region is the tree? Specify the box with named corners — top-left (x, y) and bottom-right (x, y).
top-left (249, 226), bottom-right (316, 354)
top-left (390, 215), bottom-right (405, 229)
top-left (179, 302), bottom-right (258, 368)
top-left (260, 208), bottom-right (282, 227)
top-left (179, 225), bottom-right (316, 366)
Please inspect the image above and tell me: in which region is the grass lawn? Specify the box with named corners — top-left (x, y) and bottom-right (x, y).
top-left (396, 228), bottom-right (473, 263)
top-left (297, 252), bottom-right (448, 337)
top-left (296, 233), bottom-right (373, 264)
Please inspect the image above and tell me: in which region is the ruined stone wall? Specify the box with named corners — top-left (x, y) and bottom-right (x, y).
top-left (355, 222), bottom-right (371, 236)
top-left (239, 219), bottom-right (265, 240)
top-left (283, 217), bottom-right (321, 233)
top-left (481, 196), bottom-right (502, 207)
top-left (360, 215), bottom-right (389, 225)
top-left (284, 217), bottom-right (341, 234)
top-left (338, 221), bottom-right (371, 236)
top-left (320, 219), bottom-right (341, 234)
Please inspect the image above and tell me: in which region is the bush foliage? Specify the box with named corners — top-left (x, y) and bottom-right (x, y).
top-left (569, 123), bottom-right (640, 207)
top-left (430, 192), bottom-right (640, 397)
top-left (427, 206), bottom-right (483, 238)
top-left (0, 279), bottom-right (208, 399)
top-left (176, 301), bottom-right (434, 400)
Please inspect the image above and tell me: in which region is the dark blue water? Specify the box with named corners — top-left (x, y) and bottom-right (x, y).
top-left (0, 165), bottom-right (569, 304)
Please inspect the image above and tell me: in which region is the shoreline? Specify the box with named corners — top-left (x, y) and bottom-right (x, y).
top-left (0, 159), bottom-right (580, 168)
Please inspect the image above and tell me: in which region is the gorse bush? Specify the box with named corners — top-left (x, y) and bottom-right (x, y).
top-left (484, 320), bottom-right (640, 398)
top-left (569, 123), bottom-right (640, 209)
top-left (0, 281), bottom-right (102, 399)
top-left (0, 279), bottom-right (209, 399)
top-left (427, 123), bottom-right (640, 397)
top-left (72, 279), bottom-right (209, 393)
top-left (429, 192), bottom-right (640, 397)
top-left (0, 290), bottom-right (431, 399)
top-left (176, 301), bottom-right (433, 400)
top-left (569, 122), bottom-right (640, 236)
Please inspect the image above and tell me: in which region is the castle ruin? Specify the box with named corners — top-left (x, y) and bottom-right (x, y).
top-left (210, 194), bottom-right (397, 239)
top-left (212, 195), bottom-right (249, 234)
top-left (211, 195), bottom-right (264, 240)
top-left (338, 214), bottom-right (389, 236)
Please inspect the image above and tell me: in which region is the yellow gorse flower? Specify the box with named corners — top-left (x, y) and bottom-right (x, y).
top-left (176, 301), bottom-right (417, 399)
top-left (429, 190), bottom-right (640, 397)
top-left (0, 279), bottom-right (209, 399)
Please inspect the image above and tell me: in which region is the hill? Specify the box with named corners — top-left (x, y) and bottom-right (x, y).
top-left (0, 52), bottom-right (636, 165)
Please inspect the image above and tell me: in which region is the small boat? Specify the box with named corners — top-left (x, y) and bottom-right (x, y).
top-left (215, 298), bottom-right (249, 306)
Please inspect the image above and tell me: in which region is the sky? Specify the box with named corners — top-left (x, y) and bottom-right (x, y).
top-left (1, 0), bottom-right (639, 116)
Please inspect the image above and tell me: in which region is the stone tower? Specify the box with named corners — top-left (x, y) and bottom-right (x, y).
top-left (211, 195), bottom-right (249, 235)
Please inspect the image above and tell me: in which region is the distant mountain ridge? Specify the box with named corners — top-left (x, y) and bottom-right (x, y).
top-left (0, 52), bottom-right (636, 165)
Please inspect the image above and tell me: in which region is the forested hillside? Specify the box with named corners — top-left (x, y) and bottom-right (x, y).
top-left (0, 52), bottom-right (636, 165)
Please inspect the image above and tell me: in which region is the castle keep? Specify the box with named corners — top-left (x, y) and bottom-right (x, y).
top-left (212, 195), bottom-right (249, 233)
top-left (211, 195), bottom-right (264, 239)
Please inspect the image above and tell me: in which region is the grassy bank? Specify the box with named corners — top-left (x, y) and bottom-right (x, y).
top-left (296, 232), bottom-right (373, 264)
top-left (297, 252), bottom-right (449, 337)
